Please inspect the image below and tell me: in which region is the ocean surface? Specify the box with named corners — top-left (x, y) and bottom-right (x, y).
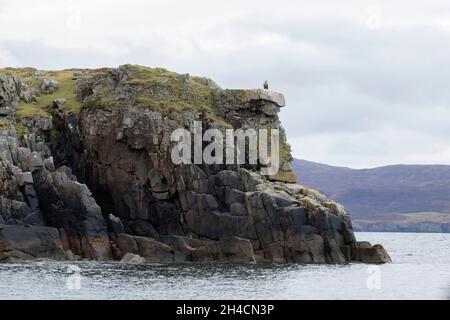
top-left (0, 232), bottom-right (449, 300)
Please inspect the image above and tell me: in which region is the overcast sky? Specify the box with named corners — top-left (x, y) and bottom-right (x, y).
top-left (1, 0), bottom-right (450, 168)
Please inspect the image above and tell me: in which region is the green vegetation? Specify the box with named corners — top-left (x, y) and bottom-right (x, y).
top-left (0, 65), bottom-right (263, 135)
top-left (0, 117), bottom-right (12, 128)
top-left (0, 118), bottom-right (25, 140)
top-left (1, 65), bottom-right (224, 119)
top-left (208, 114), bottom-right (233, 129)
top-left (16, 103), bottom-right (51, 118)
top-left (0, 67), bottom-right (41, 88)
top-left (15, 123), bottom-right (26, 139)
top-left (114, 64), bottom-right (218, 113)
top-left (0, 68), bottom-right (82, 119)
top-left (279, 139), bottom-right (291, 162)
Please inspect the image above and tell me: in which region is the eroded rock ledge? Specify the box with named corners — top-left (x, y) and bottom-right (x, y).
top-left (0, 65), bottom-right (391, 264)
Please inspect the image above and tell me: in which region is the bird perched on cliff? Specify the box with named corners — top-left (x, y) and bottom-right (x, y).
top-left (263, 80), bottom-right (269, 90)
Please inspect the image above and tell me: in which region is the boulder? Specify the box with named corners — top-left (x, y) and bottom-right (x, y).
top-left (44, 157), bottom-right (56, 172)
top-left (107, 214), bottom-right (125, 235)
top-left (120, 252), bottom-right (146, 265)
top-left (25, 152), bottom-right (44, 172)
top-left (159, 235), bottom-right (195, 262)
top-left (40, 78), bottom-right (59, 94)
top-left (16, 172), bottom-right (33, 187)
top-left (218, 237), bottom-right (256, 263)
top-left (354, 241), bottom-right (392, 264)
top-left (65, 249), bottom-right (81, 261)
top-left (242, 89), bottom-right (285, 107)
top-left (0, 250), bottom-right (35, 263)
top-left (13, 77), bottom-right (37, 103)
top-left (134, 236), bottom-right (174, 263)
top-left (114, 233), bottom-right (139, 257)
top-left (191, 241), bottom-right (220, 262)
top-left (114, 233), bottom-right (176, 263)
top-left (0, 196), bottom-right (33, 223)
top-left (52, 98), bottom-right (66, 109)
top-left (127, 220), bottom-right (159, 238)
top-left (0, 224), bottom-right (66, 260)
top-left (191, 237), bottom-right (256, 263)
top-left (72, 71), bottom-right (85, 80)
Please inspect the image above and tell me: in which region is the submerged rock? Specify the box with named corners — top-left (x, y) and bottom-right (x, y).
top-left (120, 252), bottom-right (146, 265)
top-left (0, 250), bottom-right (35, 263)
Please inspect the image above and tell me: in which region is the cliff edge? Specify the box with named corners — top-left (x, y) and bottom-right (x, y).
top-left (0, 65), bottom-right (390, 264)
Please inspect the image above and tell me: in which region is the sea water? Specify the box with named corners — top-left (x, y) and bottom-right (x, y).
top-left (0, 232), bottom-right (449, 300)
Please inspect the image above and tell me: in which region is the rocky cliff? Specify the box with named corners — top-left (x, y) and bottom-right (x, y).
top-left (0, 65), bottom-right (390, 264)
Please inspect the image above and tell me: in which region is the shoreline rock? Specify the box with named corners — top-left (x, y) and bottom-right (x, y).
top-left (120, 252), bottom-right (146, 265)
top-left (0, 224), bottom-right (66, 262)
top-left (353, 242), bottom-right (392, 264)
top-left (0, 65), bottom-right (391, 264)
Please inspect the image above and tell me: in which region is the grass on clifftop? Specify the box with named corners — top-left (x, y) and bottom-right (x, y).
top-left (0, 68), bottom-right (82, 119)
top-left (1, 65), bottom-right (235, 130)
top-left (1, 65), bottom-right (223, 118)
top-left (117, 64), bottom-right (220, 113)
top-left (0, 117), bottom-right (12, 129)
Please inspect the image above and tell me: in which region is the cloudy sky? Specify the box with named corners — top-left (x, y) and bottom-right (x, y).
top-left (1, 0), bottom-right (450, 168)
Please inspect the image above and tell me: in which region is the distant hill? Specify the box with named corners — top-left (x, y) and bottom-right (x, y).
top-left (293, 159), bottom-right (450, 232)
top-left (352, 212), bottom-right (450, 233)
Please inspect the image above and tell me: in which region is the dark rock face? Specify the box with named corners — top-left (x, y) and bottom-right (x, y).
top-left (32, 165), bottom-right (112, 260)
top-left (0, 66), bottom-right (391, 264)
top-left (0, 76), bottom-right (112, 260)
top-left (0, 224), bottom-right (66, 262)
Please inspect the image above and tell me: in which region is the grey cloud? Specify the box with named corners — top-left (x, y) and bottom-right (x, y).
top-left (1, 0), bottom-right (450, 167)
top-left (217, 15), bottom-right (450, 106)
